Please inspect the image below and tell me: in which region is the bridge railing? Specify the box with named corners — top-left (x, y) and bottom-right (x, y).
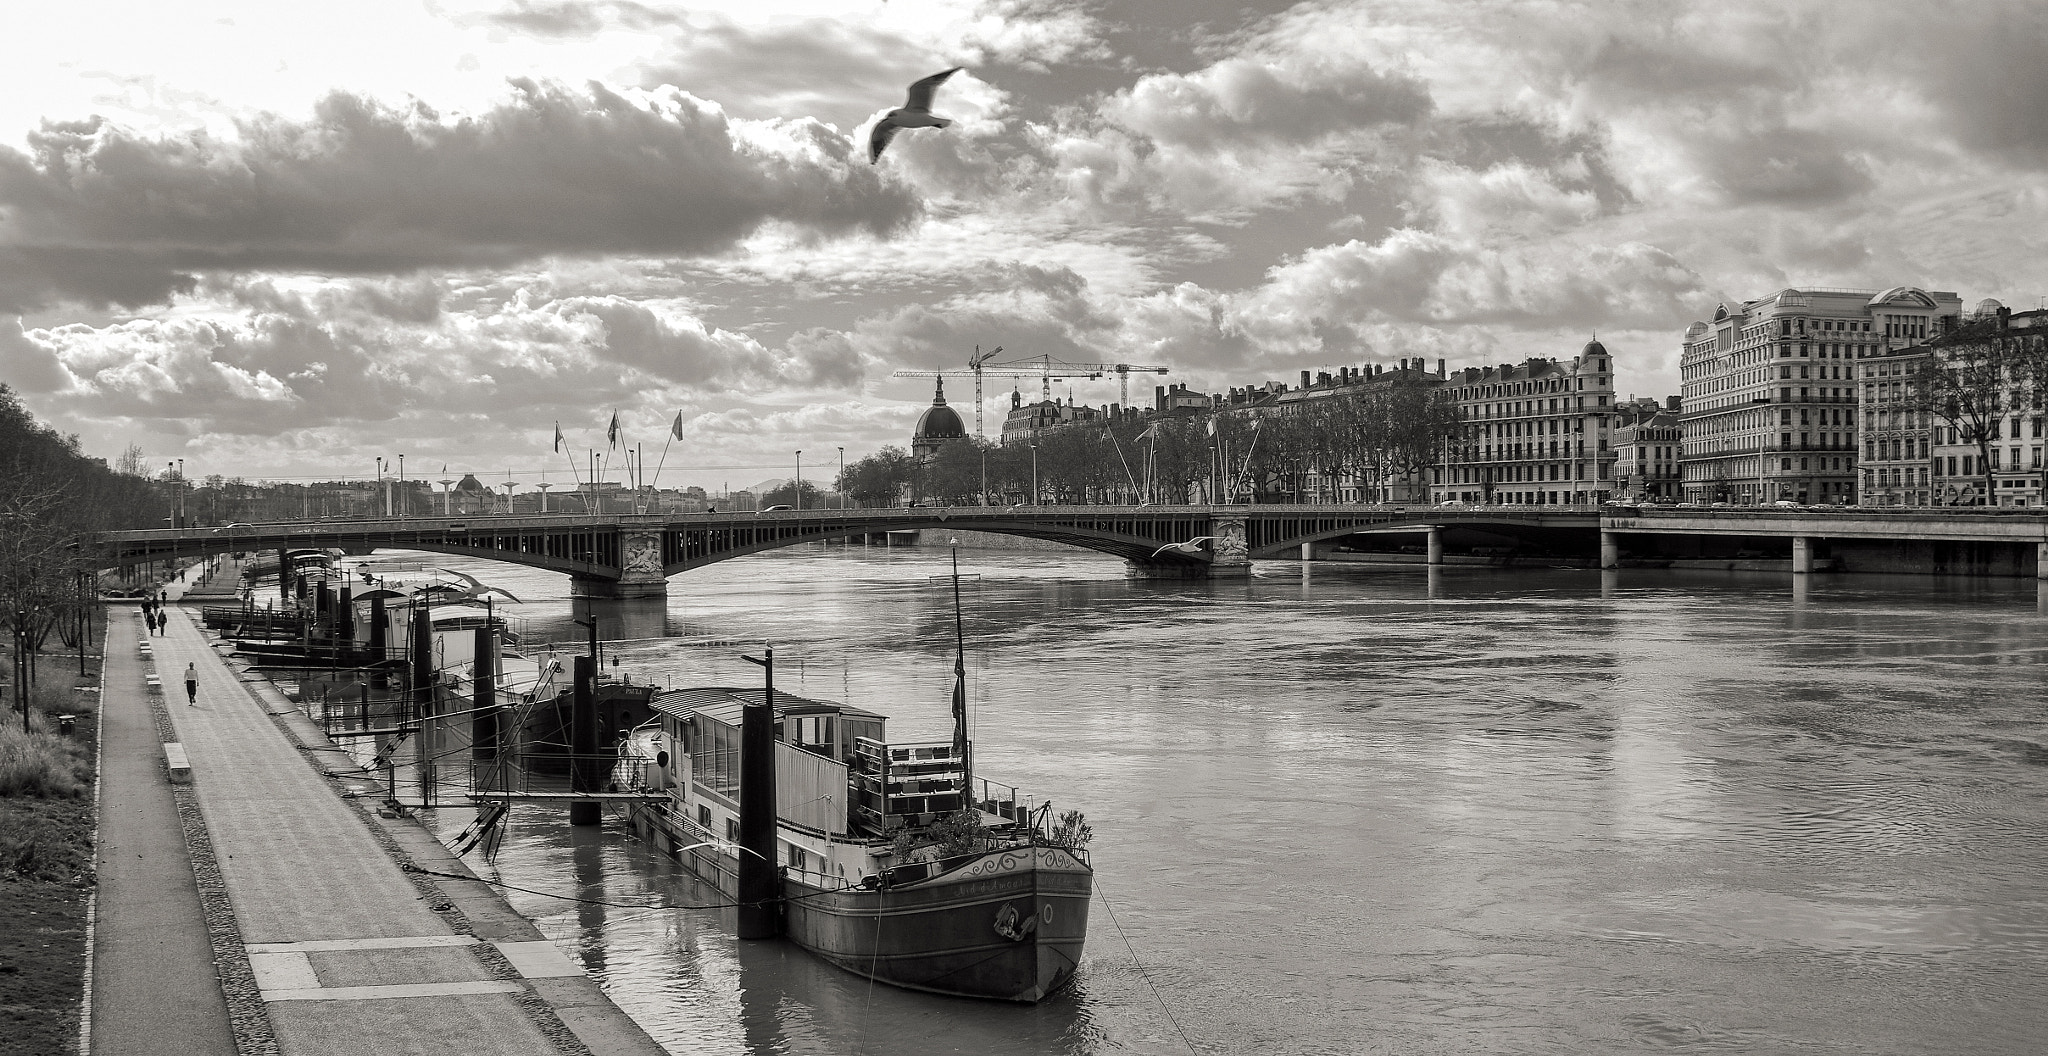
top-left (101, 501), bottom-right (1607, 541)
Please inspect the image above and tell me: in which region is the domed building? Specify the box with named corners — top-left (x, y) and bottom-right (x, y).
top-left (911, 379), bottom-right (967, 457)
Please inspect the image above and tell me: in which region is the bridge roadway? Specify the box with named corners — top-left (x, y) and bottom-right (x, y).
top-left (1602, 506), bottom-right (2048, 577)
top-left (100, 504), bottom-right (1596, 597)
top-left (99, 504), bottom-right (2048, 594)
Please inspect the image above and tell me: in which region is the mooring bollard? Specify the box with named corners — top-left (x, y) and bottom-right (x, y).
top-left (57, 714), bottom-right (76, 735)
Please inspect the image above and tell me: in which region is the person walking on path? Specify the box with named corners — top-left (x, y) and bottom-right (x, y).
top-left (184, 661), bottom-right (198, 706)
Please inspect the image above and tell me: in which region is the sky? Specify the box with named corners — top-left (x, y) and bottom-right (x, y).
top-left (3, 0), bottom-right (2046, 492)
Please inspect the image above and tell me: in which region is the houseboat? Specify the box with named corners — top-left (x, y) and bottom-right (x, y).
top-left (628, 686), bottom-right (1093, 1002)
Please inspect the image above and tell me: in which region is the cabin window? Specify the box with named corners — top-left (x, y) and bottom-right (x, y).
top-left (697, 804), bottom-right (711, 831)
top-left (726, 818), bottom-right (740, 845)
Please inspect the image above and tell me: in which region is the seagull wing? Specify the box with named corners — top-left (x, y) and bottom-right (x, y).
top-left (868, 117), bottom-right (902, 164)
top-left (903, 66), bottom-right (962, 112)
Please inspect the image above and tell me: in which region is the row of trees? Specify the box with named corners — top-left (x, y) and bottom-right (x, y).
top-left (838, 376), bottom-right (1459, 506)
top-left (2, 385), bottom-right (173, 667)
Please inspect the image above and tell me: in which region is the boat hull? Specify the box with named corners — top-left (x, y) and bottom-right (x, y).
top-left (631, 807), bottom-right (1090, 1002)
top-left (785, 847), bottom-right (1091, 1003)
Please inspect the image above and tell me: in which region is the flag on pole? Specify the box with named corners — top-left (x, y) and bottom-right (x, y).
top-left (607, 412), bottom-right (620, 450)
top-left (1136, 423), bottom-right (1156, 441)
top-left (553, 422), bottom-right (563, 453)
top-left (670, 411), bottom-right (685, 440)
top-left (1205, 417), bottom-right (1217, 437)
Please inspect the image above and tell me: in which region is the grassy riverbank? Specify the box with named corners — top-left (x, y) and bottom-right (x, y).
top-left (0, 653), bottom-right (100, 1056)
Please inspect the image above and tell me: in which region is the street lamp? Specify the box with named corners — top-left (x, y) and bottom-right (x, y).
top-left (1030, 442), bottom-right (1039, 506)
top-left (376, 457), bottom-right (387, 517)
top-left (837, 447), bottom-right (845, 510)
top-left (397, 454), bottom-right (406, 518)
top-left (795, 450), bottom-right (803, 511)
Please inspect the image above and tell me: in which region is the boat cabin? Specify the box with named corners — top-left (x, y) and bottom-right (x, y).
top-left (647, 688), bottom-right (994, 885)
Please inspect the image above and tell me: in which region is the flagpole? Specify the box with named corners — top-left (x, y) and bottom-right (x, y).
top-left (555, 421), bottom-right (586, 499)
top-left (651, 412), bottom-right (680, 491)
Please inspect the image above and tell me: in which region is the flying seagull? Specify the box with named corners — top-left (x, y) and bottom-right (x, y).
top-left (1151, 537), bottom-right (1215, 558)
top-left (435, 568), bottom-right (523, 604)
top-left (869, 66), bottom-right (963, 163)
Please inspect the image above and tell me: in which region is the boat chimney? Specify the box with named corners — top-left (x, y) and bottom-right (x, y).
top-left (569, 653), bottom-right (601, 826)
top-left (738, 647), bottom-right (782, 939)
top-left (472, 625), bottom-right (497, 761)
top-left (336, 584), bottom-right (354, 649)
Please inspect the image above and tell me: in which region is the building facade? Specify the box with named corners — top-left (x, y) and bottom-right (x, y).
top-left (1925, 305), bottom-right (2048, 506)
top-left (1612, 401), bottom-right (1682, 502)
top-left (1433, 341), bottom-right (1618, 505)
top-left (1679, 287), bottom-right (1960, 504)
top-left (1855, 342), bottom-right (1934, 507)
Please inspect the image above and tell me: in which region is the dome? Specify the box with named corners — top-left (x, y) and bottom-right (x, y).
top-left (1974, 297), bottom-right (2005, 318)
top-left (1869, 286), bottom-right (1938, 309)
top-left (1581, 338), bottom-right (1608, 358)
top-left (1684, 321), bottom-right (1708, 339)
top-left (915, 403), bottom-right (966, 439)
top-left (912, 379), bottom-right (966, 449)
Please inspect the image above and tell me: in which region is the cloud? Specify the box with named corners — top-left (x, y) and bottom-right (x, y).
top-left (1250, 229), bottom-right (1707, 331)
top-left (0, 80), bottom-right (921, 311)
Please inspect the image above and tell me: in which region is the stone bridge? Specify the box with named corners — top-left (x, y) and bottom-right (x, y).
top-left (97, 504), bottom-right (1599, 599)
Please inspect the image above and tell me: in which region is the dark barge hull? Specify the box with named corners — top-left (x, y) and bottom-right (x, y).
top-left (784, 848), bottom-right (1091, 1002)
top-left (632, 809), bottom-right (1091, 1002)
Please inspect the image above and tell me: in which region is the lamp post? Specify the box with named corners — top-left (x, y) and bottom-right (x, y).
top-left (795, 450), bottom-right (802, 511)
top-left (376, 457), bottom-right (388, 517)
top-left (837, 447), bottom-right (844, 510)
top-left (397, 454), bottom-right (406, 518)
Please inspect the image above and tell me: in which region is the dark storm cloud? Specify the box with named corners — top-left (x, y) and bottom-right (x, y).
top-left (0, 80), bottom-right (921, 312)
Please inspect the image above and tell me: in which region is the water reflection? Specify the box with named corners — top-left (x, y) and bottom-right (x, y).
top-left (407, 546), bottom-right (2048, 1056)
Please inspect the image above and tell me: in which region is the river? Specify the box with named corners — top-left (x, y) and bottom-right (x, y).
top-left (382, 544), bottom-right (2048, 1055)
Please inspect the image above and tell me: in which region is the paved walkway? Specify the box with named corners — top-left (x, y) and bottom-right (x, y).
top-left (90, 563), bottom-right (666, 1056)
top-left (92, 605), bottom-right (237, 1056)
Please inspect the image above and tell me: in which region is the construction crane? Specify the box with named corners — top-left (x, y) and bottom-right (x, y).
top-left (989, 354), bottom-right (1171, 406)
top-left (891, 346), bottom-right (1095, 437)
top-left (891, 349), bottom-right (1173, 437)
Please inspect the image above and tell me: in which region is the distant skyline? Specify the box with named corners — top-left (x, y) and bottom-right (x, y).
top-left (4, 0), bottom-right (2045, 489)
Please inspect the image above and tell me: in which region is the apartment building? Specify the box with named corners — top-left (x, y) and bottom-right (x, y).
top-left (1432, 340), bottom-right (1618, 505)
top-left (1612, 399), bottom-right (1683, 502)
top-left (1855, 342), bottom-right (1935, 506)
top-left (1925, 305), bottom-right (2048, 506)
top-left (1679, 287), bottom-right (1960, 504)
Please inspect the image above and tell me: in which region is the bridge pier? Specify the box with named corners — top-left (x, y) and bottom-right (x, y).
top-left (569, 575), bottom-right (668, 600)
top-left (2038, 542), bottom-right (2047, 580)
top-left (1600, 531), bottom-right (1620, 570)
top-left (1792, 536), bottom-right (1814, 575)
top-left (1427, 528), bottom-right (1443, 566)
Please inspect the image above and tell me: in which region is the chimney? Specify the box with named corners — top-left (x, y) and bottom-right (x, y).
top-left (1156, 384), bottom-right (1166, 411)
top-left (1301, 370), bottom-right (1312, 389)
top-left (1437, 358), bottom-right (1445, 376)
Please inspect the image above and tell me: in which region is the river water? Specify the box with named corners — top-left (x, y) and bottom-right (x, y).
top-left (389, 544), bottom-right (2048, 1055)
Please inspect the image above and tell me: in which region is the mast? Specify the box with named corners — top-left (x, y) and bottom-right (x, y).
top-left (950, 546), bottom-right (972, 801)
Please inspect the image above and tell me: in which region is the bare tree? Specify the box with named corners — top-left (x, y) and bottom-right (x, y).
top-left (1911, 314), bottom-right (2048, 505)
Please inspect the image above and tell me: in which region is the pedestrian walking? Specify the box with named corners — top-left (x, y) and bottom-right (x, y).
top-left (184, 661), bottom-right (198, 706)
